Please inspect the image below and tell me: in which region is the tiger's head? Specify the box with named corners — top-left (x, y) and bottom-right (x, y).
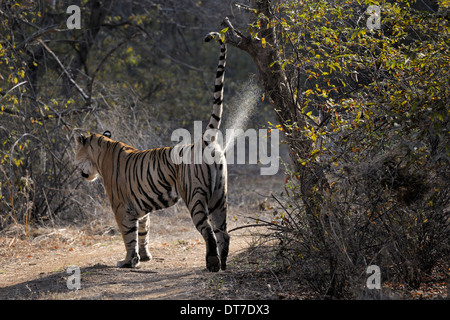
top-left (74, 130), bottom-right (112, 181)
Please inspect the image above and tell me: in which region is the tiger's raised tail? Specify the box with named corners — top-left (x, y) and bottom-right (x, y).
top-left (204, 32), bottom-right (227, 132)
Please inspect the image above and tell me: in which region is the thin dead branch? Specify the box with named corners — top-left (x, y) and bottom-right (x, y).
top-left (37, 38), bottom-right (90, 102)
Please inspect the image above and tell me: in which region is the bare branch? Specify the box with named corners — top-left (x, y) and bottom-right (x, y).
top-left (36, 39), bottom-right (90, 102)
top-left (16, 26), bottom-right (58, 49)
top-left (221, 17), bottom-right (251, 51)
top-left (0, 81), bottom-right (28, 103)
top-left (234, 2), bottom-right (257, 12)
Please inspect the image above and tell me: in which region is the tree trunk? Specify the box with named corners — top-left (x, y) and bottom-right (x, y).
top-left (61, 0), bottom-right (107, 98)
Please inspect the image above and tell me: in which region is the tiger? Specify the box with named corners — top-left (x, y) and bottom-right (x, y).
top-left (74, 32), bottom-right (229, 272)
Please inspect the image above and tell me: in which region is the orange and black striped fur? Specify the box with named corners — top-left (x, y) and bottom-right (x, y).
top-left (74, 32), bottom-right (229, 272)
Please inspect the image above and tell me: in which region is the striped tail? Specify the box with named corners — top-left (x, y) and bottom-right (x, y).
top-left (204, 32), bottom-right (227, 131)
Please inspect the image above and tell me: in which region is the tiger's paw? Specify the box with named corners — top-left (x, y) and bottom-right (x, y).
top-left (206, 255), bottom-right (220, 272)
top-left (116, 257), bottom-right (140, 268)
top-left (139, 249), bottom-right (152, 262)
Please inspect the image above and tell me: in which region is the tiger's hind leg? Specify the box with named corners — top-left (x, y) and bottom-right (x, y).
top-left (188, 194), bottom-right (220, 272)
top-left (138, 214), bottom-right (152, 262)
top-left (209, 188), bottom-right (229, 270)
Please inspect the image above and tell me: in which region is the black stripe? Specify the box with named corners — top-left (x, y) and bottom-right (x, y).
top-left (157, 168), bottom-right (174, 194)
top-left (195, 213), bottom-right (208, 228)
top-left (146, 169), bottom-right (169, 208)
top-left (124, 226), bottom-right (137, 235)
top-left (209, 196), bottom-right (224, 213)
top-left (96, 151), bottom-right (102, 167)
top-left (131, 190), bottom-right (144, 211)
top-left (113, 145), bottom-right (124, 204)
top-left (216, 69), bottom-right (225, 78)
top-left (134, 155), bottom-right (162, 210)
top-left (146, 167), bottom-right (164, 198)
top-left (214, 83), bottom-right (223, 92)
top-left (131, 154), bottom-right (145, 211)
top-left (127, 239), bottom-right (137, 246)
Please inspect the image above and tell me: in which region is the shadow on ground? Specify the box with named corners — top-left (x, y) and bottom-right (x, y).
top-left (0, 263), bottom-right (208, 300)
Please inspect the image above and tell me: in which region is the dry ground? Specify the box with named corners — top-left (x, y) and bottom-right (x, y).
top-left (0, 167), bottom-right (294, 300)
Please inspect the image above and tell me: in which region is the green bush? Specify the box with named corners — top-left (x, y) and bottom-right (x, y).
top-left (246, 0), bottom-right (449, 298)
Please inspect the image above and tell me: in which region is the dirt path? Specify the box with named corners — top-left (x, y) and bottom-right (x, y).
top-left (0, 229), bottom-right (256, 299)
top-left (0, 228), bottom-right (257, 299)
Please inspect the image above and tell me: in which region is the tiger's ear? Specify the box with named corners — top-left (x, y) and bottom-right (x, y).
top-left (102, 131), bottom-right (111, 138)
top-left (75, 132), bottom-right (87, 146)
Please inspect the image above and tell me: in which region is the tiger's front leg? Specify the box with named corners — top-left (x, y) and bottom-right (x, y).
top-left (138, 214), bottom-right (152, 262)
top-left (114, 207), bottom-right (140, 268)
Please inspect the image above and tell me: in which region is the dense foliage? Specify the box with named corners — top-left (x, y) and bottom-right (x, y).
top-left (237, 0), bottom-right (449, 297)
